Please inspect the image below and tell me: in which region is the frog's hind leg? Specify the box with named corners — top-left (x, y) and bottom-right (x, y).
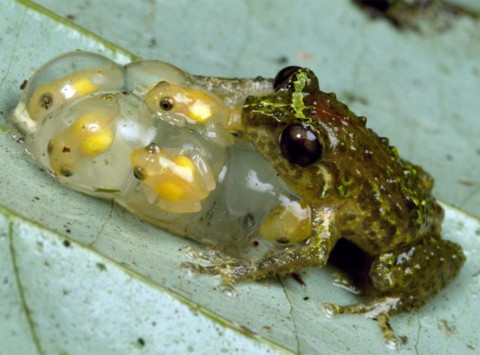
top-left (321, 234), bottom-right (465, 349)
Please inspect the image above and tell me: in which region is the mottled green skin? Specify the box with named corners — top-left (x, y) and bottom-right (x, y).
top-left (240, 68), bottom-right (465, 345)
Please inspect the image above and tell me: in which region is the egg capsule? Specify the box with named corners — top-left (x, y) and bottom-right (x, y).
top-left (144, 81), bottom-right (228, 125)
top-left (123, 60), bottom-right (188, 95)
top-left (259, 200), bottom-right (312, 244)
top-left (17, 52), bottom-right (123, 133)
top-left (47, 96), bottom-right (119, 177)
top-left (130, 143), bottom-right (216, 213)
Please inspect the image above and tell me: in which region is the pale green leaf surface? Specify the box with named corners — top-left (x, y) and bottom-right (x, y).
top-left (1, 1), bottom-right (480, 354)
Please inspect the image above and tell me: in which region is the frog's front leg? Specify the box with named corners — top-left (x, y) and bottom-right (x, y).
top-left (322, 233), bottom-right (465, 349)
top-left (183, 207), bottom-right (338, 289)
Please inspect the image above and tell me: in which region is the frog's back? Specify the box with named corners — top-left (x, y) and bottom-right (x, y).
top-left (310, 92), bottom-right (443, 254)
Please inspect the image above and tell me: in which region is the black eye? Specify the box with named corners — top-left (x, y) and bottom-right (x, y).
top-left (159, 97), bottom-right (174, 111)
top-left (133, 166), bottom-right (146, 180)
top-left (280, 124), bottom-right (322, 166)
top-left (273, 66), bottom-right (302, 91)
top-left (40, 93), bottom-right (53, 110)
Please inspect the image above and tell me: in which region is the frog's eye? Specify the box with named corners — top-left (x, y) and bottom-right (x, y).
top-left (273, 66), bottom-right (302, 91)
top-left (159, 97), bottom-right (174, 111)
top-left (279, 124), bottom-right (322, 166)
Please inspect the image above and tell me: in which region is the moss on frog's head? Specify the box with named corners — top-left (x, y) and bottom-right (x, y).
top-left (243, 67), bottom-right (320, 126)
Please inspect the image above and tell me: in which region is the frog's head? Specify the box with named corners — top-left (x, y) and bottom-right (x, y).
top-left (242, 66), bottom-right (372, 203)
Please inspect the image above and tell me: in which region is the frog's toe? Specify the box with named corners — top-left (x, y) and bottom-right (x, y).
top-left (180, 260), bottom-right (243, 297)
top-left (180, 260), bottom-right (236, 280)
top-left (183, 245), bottom-right (232, 263)
top-left (376, 312), bottom-right (402, 350)
top-left (180, 261), bottom-right (203, 276)
top-left (320, 298), bottom-right (402, 350)
top-left (184, 246), bottom-right (216, 262)
top-left (219, 279), bottom-right (238, 297)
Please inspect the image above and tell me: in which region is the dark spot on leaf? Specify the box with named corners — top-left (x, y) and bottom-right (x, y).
top-left (276, 56), bottom-right (288, 65)
top-left (458, 178), bottom-right (474, 187)
top-left (20, 79), bottom-right (28, 90)
top-left (148, 37), bottom-right (157, 48)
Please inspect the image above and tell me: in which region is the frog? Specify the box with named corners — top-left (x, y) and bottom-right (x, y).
top-left (12, 52), bottom-right (465, 349)
top-left (183, 66), bottom-right (466, 349)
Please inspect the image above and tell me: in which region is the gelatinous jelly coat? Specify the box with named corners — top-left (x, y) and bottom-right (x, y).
top-left (12, 51), bottom-right (294, 256)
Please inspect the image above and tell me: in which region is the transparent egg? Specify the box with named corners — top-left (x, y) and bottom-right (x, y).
top-left (17, 52), bottom-right (124, 134)
top-left (124, 60), bottom-right (187, 95)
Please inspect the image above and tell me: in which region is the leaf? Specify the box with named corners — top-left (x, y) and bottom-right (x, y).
top-left (1, 1), bottom-right (480, 354)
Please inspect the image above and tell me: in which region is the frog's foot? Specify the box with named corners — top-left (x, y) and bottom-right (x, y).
top-left (183, 245), bottom-right (225, 262)
top-left (320, 297), bottom-right (402, 350)
top-left (182, 253), bottom-right (254, 297)
top-left (181, 246), bottom-right (252, 296)
top-left (182, 220), bottom-right (334, 295)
